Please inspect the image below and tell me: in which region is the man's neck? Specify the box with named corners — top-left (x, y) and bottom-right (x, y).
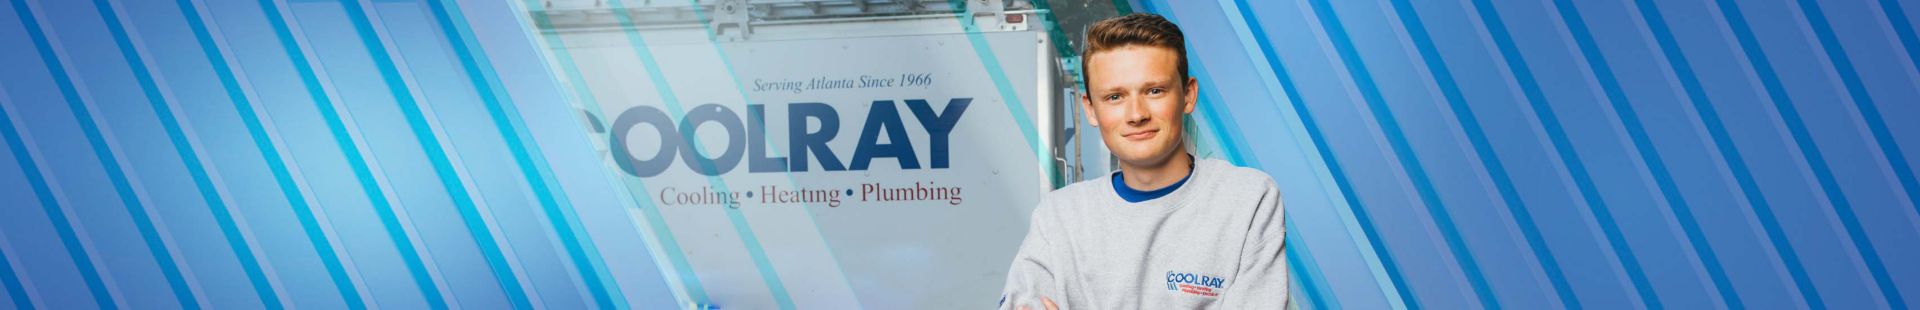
top-left (1119, 152), bottom-right (1194, 191)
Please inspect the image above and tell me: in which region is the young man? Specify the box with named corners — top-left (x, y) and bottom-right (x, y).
top-left (999, 13), bottom-right (1287, 309)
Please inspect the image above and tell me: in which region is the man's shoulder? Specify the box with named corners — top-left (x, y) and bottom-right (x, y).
top-left (1197, 158), bottom-right (1275, 189)
top-left (1036, 176), bottom-right (1113, 208)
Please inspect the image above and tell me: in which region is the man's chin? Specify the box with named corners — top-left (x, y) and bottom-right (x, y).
top-left (1108, 144), bottom-right (1179, 168)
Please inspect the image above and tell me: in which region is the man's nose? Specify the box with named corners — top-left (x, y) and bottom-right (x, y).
top-left (1124, 97), bottom-right (1151, 126)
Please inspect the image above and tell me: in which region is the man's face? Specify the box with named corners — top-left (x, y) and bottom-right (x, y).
top-left (1082, 45), bottom-right (1197, 167)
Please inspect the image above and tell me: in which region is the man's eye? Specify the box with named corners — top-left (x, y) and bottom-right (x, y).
top-left (1105, 94), bottom-right (1121, 101)
top-left (1148, 88), bottom-right (1164, 95)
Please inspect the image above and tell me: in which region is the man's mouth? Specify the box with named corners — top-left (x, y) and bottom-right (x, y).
top-left (1122, 128), bottom-right (1159, 141)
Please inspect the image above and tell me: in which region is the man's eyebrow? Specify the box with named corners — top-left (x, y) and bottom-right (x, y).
top-left (1092, 77), bottom-right (1176, 93)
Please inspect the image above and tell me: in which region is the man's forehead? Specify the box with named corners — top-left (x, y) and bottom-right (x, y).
top-left (1085, 45), bottom-right (1180, 65)
top-left (1085, 47), bottom-right (1181, 88)
top-left (1089, 75), bottom-right (1176, 90)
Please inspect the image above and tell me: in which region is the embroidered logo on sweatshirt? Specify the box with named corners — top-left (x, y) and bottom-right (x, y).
top-left (1165, 271), bottom-right (1225, 298)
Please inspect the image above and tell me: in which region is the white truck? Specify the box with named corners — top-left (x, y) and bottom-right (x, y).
top-left (519, 0), bottom-right (1113, 308)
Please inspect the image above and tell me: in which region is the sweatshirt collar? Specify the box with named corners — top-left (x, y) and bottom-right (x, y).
top-left (1111, 157), bottom-right (1197, 203)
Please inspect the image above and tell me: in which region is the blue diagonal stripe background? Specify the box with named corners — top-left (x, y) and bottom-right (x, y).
top-left (1, 0), bottom-right (1918, 309)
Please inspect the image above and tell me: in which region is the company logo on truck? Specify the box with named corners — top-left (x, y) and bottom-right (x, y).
top-left (611, 98), bottom-right (971, 177)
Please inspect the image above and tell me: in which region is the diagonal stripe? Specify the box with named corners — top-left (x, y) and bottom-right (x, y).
top-left (1880, 0), bottom-right (1920, 87)
top-left (1215, 1), bottom-right (1407, 306)
top-left (1879, 0), bottom-right (1920, 149)
top-left (512, 2), bottom-right (711, 305)
top-left (1709, 0), bottom-right (1855, 308)
top-left (672, 0), bottom-right (876, 307)
top-left (1284, 219), bottom-right (1336, 310)
top-left (1545, 0), bottom-right (1741, 307)
top-left (1631, 0), bottom-right (1821, 307)
top-left (94, 0), bottom-right (286, 307)
top-left (1295, 0), bottom-right (1502, 306)
top-left (253, 0), bottom-right (431, 307)
top-left (1786, 0), bottom-right (1909, 306)
top-left (1152, 0), bottom-right (1425, 307)
top-left (1875, 0), bottom-right (1920, 233)
top-left (11, 0), bottom-right (202, 307)
top-left (0, 96), bottom-right (116, 309)
top-left (1377, 0), bottom-right (1579, 306)
top-left (0, 228), bottom-right (32, 309)
top-left (946, 0), bottom-right (1047, 181)
top-left (1463, 0), bottom-right (1659, 306)
top-left (1189, 62), bottom-right (1247, 166)
top-left (1141, 1), bottom-right (1248, 166)
top-left (421, 0), bottom-right (623, 308)
top-left (595, 1), bottom-right (794, 308)
top-left (172, 0), bottom-right (344, 305)
top-left (328, 0), bottom-right (538, 307)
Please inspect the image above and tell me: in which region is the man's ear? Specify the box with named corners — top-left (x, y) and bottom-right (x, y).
top-left (1081, 92), bottom-right (1100, 127)
top-left (1183, 76), bottom-right (1199, 114)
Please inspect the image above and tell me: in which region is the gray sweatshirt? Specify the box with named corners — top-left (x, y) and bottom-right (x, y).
top-left (999, 158), bottom-right (1288, 309)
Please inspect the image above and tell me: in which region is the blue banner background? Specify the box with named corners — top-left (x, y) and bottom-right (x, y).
top-left (1, 0), bottom-right (1917, 308)
top-left (1139, 0), bottom-right (1920, 308)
